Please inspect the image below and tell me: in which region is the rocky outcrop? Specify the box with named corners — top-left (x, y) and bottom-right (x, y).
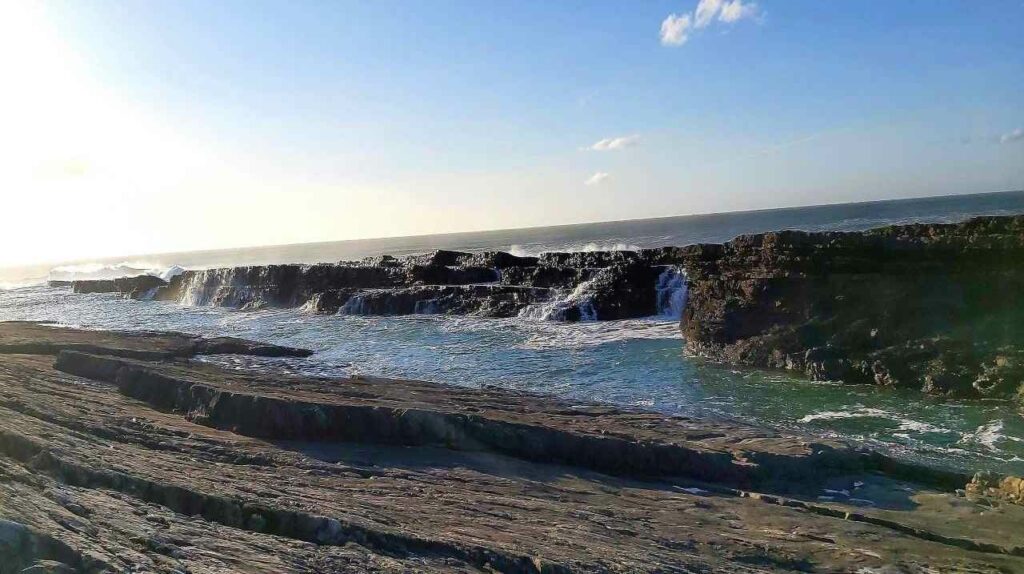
top-left (2, 323), bottom-right (1022, 572)
top-left (680, 215), bottom-right (1024, 400)
top-left (966, 472), bottom-right (1024, 505)
top-left (59, 249), bottom-right (687, 321)
top-left (70, 275), bottom-right (166, 298)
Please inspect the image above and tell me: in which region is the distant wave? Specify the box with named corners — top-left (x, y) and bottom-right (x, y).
top-left (48, 262), bottom-right (185, 282)
top-left (508, 241), bottom-right (641, 258)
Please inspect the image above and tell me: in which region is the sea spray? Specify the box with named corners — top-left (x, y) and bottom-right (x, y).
top-left (518, 275), bottom-right (601, 321)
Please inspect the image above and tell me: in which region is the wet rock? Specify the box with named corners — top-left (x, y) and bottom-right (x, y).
top-left (966, 472), bottom-right (1024, 505)
top-left (18, 561), bottom-right (77, 574)
top-left (457, 251), bottom-right (539, 269)
top-left (154, 253), bottom-right (670, 320)
top-left (298, 290), bottom-right (354, 315)
top-left (0, 322), bottom-right (312, 360)
top-left (194, 337), bottom-right (313, 358)
top-left (538, 250), bottom-right (640, 269)
top-left (71, 275), bottom-right (167, 299)
top-left (498, 266), bottom-right (591, 289)
top-left (406, 265), bottom-right (499, 286)
top-left (404, 249), bottom-right (472, 267)
top-left (65, 248), bottom-right (674, 321)
top-left (681, 215), bottom-right (1024, 399)
top-left (587, 262), bottom-right (665, 320)
top-left (341, 285), bottom-right (552, 318)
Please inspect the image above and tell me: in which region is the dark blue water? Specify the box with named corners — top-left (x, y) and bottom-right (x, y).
top-left (7, 190), bottom-right (1024, 285)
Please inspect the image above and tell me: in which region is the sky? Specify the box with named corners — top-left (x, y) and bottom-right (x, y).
top-left (0, 0), bottom-right (1022, 267)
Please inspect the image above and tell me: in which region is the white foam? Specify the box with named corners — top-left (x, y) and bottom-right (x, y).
top-left (507, 242), bottom-right (641, 258)
top-left (895, 419), bottom-right (952, 434)
top-left (48, 261), bottom-right (184, 282)
top-left (959, 421), bottom-right (1006, 451)
top-left (799, 408), bottom-right (954, 437)
top-left (655, 266), bottom-right (688, 320)
top-left (677, 487), bottom-right (708, 495)
top-left (798, 407), bottom-right (891, 423)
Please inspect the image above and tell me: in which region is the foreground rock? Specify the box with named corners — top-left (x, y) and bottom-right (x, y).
top-left (680, 215), bottom-right (1024, 401)
top-left (1, 322), bottom-right (1022, 572)
top-left (0, 321), bottom-right (312, 360)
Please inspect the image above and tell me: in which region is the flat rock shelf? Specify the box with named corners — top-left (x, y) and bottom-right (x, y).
top-left (0, 321), bottom-right (1022, 573)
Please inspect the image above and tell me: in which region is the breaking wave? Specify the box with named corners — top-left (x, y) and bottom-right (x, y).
top-left (798, 406), bottom-right (957, 436)
top-left (517, 278), bottom-right (599, 321)
top-left (48, 262), bottom-right (185, 282)
top-left (508, 242), bottom-right (642, 258)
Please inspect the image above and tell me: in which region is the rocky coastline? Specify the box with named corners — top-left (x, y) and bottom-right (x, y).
top-left (2, 321), bottom-right (1023, 572)
top-left (56, 215), bottom-right (1024, 404)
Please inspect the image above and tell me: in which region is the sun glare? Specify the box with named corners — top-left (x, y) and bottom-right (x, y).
top-left (0, 2), bottom-right (220, 267)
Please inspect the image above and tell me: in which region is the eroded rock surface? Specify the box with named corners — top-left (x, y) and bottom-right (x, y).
top-left (680, 215), bottom-right (1024, 400)
top-left (1, 322), bottom-right (1022, 572)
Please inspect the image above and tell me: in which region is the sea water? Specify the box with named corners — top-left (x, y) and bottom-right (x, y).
top-left (2, 190), bottom-right (1023, 474)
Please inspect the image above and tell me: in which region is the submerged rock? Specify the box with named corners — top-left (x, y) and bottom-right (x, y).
top-left (71, 275), bottom-right (167, 299)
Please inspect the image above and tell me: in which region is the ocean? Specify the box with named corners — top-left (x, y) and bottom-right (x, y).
top-left (2, 190), bottom-right (1024, 474)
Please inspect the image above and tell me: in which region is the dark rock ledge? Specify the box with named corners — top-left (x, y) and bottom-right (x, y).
top-left (54, 248), bottom-right (682, 321)
top-left (680, 215), bottom-right (1024, 402)
top-left (1, 322), bottom-right (1023, 572)
top-left (0, 321), bottom-right (311, 360)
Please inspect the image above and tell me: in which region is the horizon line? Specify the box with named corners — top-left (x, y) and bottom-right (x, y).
top-left (4, 187), bottom-right (1022, 273)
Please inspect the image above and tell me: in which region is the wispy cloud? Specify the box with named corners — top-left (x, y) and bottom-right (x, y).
top-left (694, 0), bottom-right (723, 28)
top-left (585, 172), bottom-right (610, 186)
top-left (589, 134), bottom-right (640, 151)
top-left (1000, 128), bottom-right (1023, 144)
top-left (661, 0), bottom-right (760, 46)
top-left (660, 13), bottom-right (692, 46)
top-left (718, 0), bottom-right (759, 23)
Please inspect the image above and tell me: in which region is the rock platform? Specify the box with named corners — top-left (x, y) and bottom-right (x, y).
top-left (1, 322), bottom-right (1022, 572)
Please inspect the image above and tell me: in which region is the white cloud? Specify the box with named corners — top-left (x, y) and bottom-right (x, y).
top-left (661, 0), bottom-right (760, 46)
top-left (719, 0), bottom-right (759, 23)
top-left (1000, 128), bottom-right (1023, 144)
top-left (694, 0), bottom-right (723, 28)
top-left (660, 13), bottom-right (691, 46)
top-left (589, 134), bottom-right (640, 151)
top-left (584, 172), bottom-right (610, 186)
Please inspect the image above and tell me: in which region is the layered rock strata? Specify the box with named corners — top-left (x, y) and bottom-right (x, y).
top-left (2, 322), bottom-right (1023, 572)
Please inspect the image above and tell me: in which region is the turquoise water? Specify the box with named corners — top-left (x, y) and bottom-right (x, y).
top-left (2, 286), bottom-right (1022, 475)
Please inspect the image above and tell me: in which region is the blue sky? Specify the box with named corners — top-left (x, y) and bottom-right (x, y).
top-left (0, 0), bottom-right (1021, 264)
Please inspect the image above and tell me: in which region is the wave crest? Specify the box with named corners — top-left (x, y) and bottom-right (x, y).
top-left (48, 262), bottom-right (185, 282)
